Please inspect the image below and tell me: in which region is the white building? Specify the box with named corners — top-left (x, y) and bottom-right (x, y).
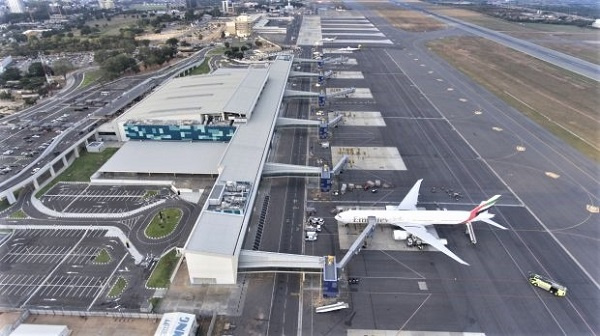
top-left (10, 324), bottom-right (69, 336)
top-left (98, 0), bottom-right (115, 9)
top-left (0, 56), bottom-right (13, 74)
top-left (154, 313), bottom-right (197, 336)
top-left (6, 0), bottom-right (25, 14)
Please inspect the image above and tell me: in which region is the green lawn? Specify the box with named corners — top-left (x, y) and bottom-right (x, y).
top-left (189, 58), bottom-right (211, 76)
top-left (0, 198), bottom-right (10, 212)
top-left (144, 208), bottom-right (183, 238)
top-left (108, 276), bottom-right (128, 297)
top-left (143, 190), bottom-right (158, 199)
top-left (207, 47), bottom-right (226, 56)
top-left (81, 69), bottom-right (104, 87)
top-left (146, 249), bottom-right (179, 288)
top-left (94, 249), bottom-right (111, 264)
top-left (35, 148), bottom-right (118, 198)
top-left (9, 210), bottom-right (26, 219)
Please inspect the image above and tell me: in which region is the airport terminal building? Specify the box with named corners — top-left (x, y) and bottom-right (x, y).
top-left (96, 56), bottom-right (296, 284)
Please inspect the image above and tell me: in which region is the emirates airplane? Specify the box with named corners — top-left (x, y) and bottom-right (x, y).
top-left (334, 179), bottom-right (507, 265)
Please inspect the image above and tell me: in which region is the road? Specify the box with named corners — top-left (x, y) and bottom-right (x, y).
top-left (0, 49), bottom-right (210, 194)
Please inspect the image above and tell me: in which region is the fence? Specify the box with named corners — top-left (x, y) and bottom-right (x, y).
top-left (27, 309), bottom-right (162, 319)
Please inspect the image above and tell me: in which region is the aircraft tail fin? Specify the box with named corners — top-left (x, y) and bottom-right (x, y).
top-left (466, 195), bottom-right (505, 228)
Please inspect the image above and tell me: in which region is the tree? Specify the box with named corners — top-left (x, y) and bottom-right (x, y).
top-left (165, 37), bottom-right (179, 47)
top-left (255, 40), bottom-right (263, 47)
top-left (52, 59), bottom-right (75, 79)
top-left (224, 41), bottom-right (230, 48)
top-left (1, 68), bottom-right (22, 81)
top-left (101, 54), bottom-right (139, 79)
top-left (28, 62), bottom-right (46, 77)
top-left (80, 25), bottom-right (92, 35)
top-left (0, 91), bottom-right (12, 100)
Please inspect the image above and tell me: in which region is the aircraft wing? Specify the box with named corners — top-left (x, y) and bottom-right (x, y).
top-left (397, 179), bottom-right (423, 210)
top-left (395, 223), bottom-right (470, 266)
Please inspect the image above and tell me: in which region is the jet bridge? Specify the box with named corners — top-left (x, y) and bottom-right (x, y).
top-left (275, 116), bottom-right (343, 129)
top-left (293, 56), bottom-right (348, 65)
top-left (238, 250), bottom-right (323, 273)
top-left (284, 89), bottom-right (320, 99)
top-left (327, 87), bottom-right (356, 99)
top-left (337, 216), bottom-right (377, 269)
top-left (262, 155), bottom-right (348, 177)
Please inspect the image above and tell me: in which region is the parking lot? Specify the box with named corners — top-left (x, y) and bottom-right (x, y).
top-left (1, 245), bottom-right (100, 264)
top-left (0, 228), bottom-right (131, 309)
top-left (40, 183), bottom-right (166, 213)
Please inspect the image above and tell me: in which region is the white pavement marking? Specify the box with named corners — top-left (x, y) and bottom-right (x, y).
top-left (20, 231), bottom-right (89, 307)
top-left (63, 184), bottom-right (90, 212)
top-left (87, 254), bottom-right (127, 311)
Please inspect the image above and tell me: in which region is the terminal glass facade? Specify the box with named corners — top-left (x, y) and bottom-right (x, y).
top-left (124, 124), bottom-right (236, 142)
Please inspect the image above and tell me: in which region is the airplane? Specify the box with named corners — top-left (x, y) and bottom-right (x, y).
top-left (334, 179), bottom-right (507, 265)
top-left (321, 36), bottom-right (337, 42)
top-left (337, 44), bottom-right (362, 51)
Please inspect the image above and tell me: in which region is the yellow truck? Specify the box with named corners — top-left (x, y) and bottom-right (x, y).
top-left (529, 273), bottom-right (567, 297)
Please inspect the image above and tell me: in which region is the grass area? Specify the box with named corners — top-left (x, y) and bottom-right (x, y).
top-left (95, 17), bottom-right (140, 36)
top-left (94, 249), bottom-right (111, 264)
top-left (372, 4), bottom-right (446, 32)
top-left (143, 190), bottom-right (159, 199)
top-left (8, 210), bottom-right (26, 219)
top-left (428, 36), bottom-right (600, 162)
top-left (146, 249), bottom-right (179, 288)
top-left (430, 6), bottom-right (599, 64)
top-left (108, 276), bottom-right (128, 297)
top-left (207, 47), bottom-right (226, 56)
top-left (148, 297), bottom-right (161, 311)
top-left (189, 58), bottom-right (211, 75)
top-left (0, 198), bottom-right (10, 212)
top-left (81, 69), bottom-right (104, 87)
top-left (35, 148), bottom-right (118, 198)
top-left (144, 208), bottom-right (183, 238)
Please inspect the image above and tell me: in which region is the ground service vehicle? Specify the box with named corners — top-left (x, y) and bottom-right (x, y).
top-left (529, 273), bottom-right (567, 297)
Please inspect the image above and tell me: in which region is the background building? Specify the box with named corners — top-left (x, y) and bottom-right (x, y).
top-left (98, 0), bottom-right (115, 9)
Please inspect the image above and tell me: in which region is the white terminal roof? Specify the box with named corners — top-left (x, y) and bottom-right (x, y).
top-left (98, 141), bottom-right (227, 175)
top-left (185, 57), bottom-right (293, 256)
top-left (117, 66), bottom-right (269, 123)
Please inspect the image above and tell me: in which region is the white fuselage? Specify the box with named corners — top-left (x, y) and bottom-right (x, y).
top-left (335, 209), bottom-right (471, 226)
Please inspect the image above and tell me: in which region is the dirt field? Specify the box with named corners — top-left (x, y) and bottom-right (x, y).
top-left (367, 3), bottom-right (446, 32)
top-left (22, 315), bottom-right (160, 336)
top-left (430, 7), bottom-right (600, 64)
top-left (428, 36), bottom-right (600, 161)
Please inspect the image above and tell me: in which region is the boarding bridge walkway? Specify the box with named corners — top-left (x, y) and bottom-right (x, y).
top-left (293, 57), bottom-right (348, 65)
top-left (284, 89), bottom-right (320, 98)
top-left (276, 115), bottom-right (343, 128)
top-left (284, 88), bottom-right (355, 100)
top-left (331, 154), bottom-right (349, 175)
top-left (337, 216), bottom-right (377, 269)
top-left (238, 250), bottom-right (324, 273)
top-left (262, 155), bottom-right (349, 177)
top-left (289, 70), bottom-right (334, 79)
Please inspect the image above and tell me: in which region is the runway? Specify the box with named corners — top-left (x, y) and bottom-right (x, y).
top-left (399, 1), bottom-right (600, 82)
